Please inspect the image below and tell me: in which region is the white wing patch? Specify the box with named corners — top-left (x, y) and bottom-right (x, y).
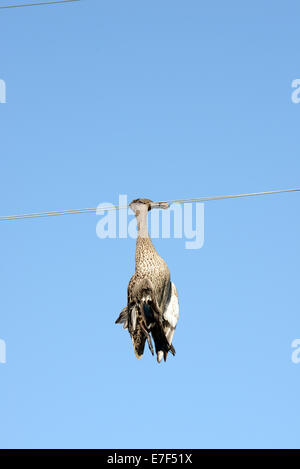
top-left (157, 283), bottom-right (179, 363)
top-left (163, 283), bottom-right (179, 329)
top-left (131, 305), bottom-right (138, 331)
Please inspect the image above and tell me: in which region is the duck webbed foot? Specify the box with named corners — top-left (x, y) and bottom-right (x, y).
top-left (140, 321), bottom-right (154, 355)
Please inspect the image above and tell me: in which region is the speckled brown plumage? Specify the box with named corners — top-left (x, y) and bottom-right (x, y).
top-left (115, 198), bottom-right (177, 362)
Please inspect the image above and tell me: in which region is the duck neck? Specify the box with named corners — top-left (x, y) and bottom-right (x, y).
top-left (136, 206), bottom-right (150, 239)
top-left (134, 207), bottom-right (158, 270)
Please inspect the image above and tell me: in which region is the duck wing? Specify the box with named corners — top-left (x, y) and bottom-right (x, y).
top-left (157, 282), bottom-right (179, 363)
top-left (115, 306), bottom-right (128, 329)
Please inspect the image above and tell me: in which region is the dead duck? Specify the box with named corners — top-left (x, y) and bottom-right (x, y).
top-left (115, 198), bottom-right (179, 363)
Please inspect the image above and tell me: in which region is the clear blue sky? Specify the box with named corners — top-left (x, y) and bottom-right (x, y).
top-left (0, 0), bottom-right (299, 449)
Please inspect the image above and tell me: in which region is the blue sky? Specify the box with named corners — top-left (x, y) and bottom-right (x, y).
top-left (0, 0), bottom-right (299, 449)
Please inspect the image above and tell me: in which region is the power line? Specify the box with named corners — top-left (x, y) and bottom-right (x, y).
top-left (0, 0), bottom-right (80, 9)
top-left (0, 188), bottom-right (299, 222)
top-left (165, 188), bottom-right (300, 205)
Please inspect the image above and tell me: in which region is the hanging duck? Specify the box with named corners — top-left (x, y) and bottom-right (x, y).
top-left (115, 198), bottom-right (179, 363)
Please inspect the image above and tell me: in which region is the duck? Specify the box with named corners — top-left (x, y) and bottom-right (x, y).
top-left (115, 198), bottom-right (179, 363)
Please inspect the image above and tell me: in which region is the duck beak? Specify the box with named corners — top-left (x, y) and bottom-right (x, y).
top-left (150, 201), bottom-right (170, 210)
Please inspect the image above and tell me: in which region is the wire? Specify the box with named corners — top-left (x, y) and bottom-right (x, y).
top-left (165, 188), bottom-right (300, 205)
top-left (0, 0), bottom-right (80, 9)
top-left (0, 188), bottom-right (299, 222)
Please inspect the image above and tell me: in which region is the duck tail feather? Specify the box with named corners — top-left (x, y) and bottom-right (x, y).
top-left (115, 306), bottom-right (128, 329)
top-left (152, 324), bottom-right (175, 363)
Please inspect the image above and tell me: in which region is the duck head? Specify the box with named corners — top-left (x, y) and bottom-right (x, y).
top-left (129, 198), bottom-right (169, 214)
